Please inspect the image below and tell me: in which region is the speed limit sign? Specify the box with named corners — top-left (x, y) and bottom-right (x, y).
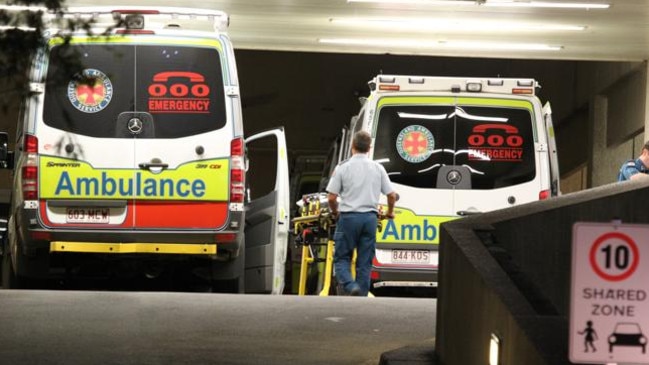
top-left (570, 222), bottom-right (649, 364)
top-left (589, 231), bottom-right (639, 282)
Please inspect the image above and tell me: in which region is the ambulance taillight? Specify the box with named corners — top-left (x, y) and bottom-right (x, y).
top-left (22, 134), bottom-right (38, 200)
top-left (230, 137), bottom-right (245, 203)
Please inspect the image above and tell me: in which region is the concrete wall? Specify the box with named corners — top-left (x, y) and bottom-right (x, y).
top-left (576, 62), bottom-right (647, 187)
top-left (436, 179), bottom-right (649, 365)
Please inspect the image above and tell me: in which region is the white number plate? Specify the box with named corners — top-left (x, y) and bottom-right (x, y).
top-left (390, 249), bottom-right (432, 265)
top-left (66, 208), bottom-right (110, 224)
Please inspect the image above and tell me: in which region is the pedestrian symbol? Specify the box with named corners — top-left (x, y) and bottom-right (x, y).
top-left (577, 320), bottom-right (598, 353)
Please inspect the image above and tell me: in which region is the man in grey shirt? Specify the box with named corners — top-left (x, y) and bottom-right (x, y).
top-left (326, 131), bottom-right (397, 296)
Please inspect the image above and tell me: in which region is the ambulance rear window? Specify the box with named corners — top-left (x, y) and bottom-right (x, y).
top-left (373, 104), bottom-right (536, 189)
top-left (43, 43), bottom-right (226, 138)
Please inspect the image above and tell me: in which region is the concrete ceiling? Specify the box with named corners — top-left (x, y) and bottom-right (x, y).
top-left (66, 0), bottom-right (649, 62)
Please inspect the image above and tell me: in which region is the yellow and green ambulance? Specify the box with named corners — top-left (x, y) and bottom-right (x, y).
top-left (332, 75), bottom-right (561, 290)
top-left (0, 7), bottom-right (290, 293)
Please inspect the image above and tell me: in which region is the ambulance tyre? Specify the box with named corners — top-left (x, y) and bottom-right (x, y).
top-left (210, 250), bottom-right (245, 294)
top-left (1, 233), bottom-right (22, 289)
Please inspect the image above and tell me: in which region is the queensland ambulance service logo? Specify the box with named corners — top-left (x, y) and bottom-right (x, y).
top-left (396, 125), bottom-right (435, 163)
top-left (67, 69), bottom-right (113, 113)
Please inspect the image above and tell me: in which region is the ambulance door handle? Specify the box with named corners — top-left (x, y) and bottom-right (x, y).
top-left (139, 162), bottom-right (169, 170)
top-left (457, 209), bottom-right (481, 216)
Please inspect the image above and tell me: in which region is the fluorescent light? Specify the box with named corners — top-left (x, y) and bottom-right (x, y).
top-left (397, 112), bottom-right (448, 120)
top-left (0, 5), bottom-right (48, 12)
top-left (330, 18), bottom-right (586, 31)
top-left (348, 0), bottom-right (475, 5)
top-left (318, 38), bottom-right (562, 51)
top-left (0, 26), bottom-right (37, 31)
top-left (485, 1), bottom-right (609, 8)
top-left (347, 0), bottom-right (610, 9)
top-left (489, 334), bottom-right (501, 365)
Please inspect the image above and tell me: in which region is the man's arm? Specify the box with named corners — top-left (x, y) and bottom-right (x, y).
top-left (630, 172), bottom-right (649, 180)
top-left (385, 191), bottom-right (398, 219)
top-left (327, 193), bottom-right (339, 219)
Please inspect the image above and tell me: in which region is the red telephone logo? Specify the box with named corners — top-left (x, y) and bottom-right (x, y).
top-left (468, 124), bottom-right (523, 147)
top-left (148, 71), bottom-right (210, 98)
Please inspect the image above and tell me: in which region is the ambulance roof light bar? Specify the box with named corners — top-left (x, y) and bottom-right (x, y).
top-left (372, 75), bottom-right (538, 95)
top-left (50, 6), bottom-right (230, 33)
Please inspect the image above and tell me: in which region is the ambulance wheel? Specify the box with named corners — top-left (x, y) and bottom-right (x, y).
top-left (209, 251), bottom-right (245, 293)
top-left (1, 235), bottom-right (22, 289)
top-left (211, 274), bottom-right (244, 293)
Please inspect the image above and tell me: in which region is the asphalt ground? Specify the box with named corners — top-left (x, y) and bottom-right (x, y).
top-left (0, 290), bottom-right (436, 365)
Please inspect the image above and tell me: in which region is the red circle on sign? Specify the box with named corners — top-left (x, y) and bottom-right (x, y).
top-left (589, 232), bottom-right (639, 282)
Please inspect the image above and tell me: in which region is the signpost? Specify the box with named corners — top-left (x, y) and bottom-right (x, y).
top-left (570, 222), bottom-right (649, 364)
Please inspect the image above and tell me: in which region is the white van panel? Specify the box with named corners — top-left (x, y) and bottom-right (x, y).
top-left (384, 182), bottom-right (454, 216)
top-left (134, 132), bottom-right (231, 168)
top-left (38, 126), bottom-right (135, 169)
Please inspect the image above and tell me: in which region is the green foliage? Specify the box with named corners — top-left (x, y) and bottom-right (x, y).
top-left (0, 1), bottom-right (120, 110)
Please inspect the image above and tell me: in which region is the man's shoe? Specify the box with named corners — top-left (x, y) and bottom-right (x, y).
top-left (349, 286), bottom-right (361, 296)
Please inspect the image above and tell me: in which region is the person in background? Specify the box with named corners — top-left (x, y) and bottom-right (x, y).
top-left (618, 141), bottom-right (649, 181)
top-left (326, 131), bottom-right (398, 296)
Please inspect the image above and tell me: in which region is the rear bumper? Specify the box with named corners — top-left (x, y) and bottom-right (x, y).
top-left (371, 265), bottom-right (438, 288)
top-left (16, 207), bottom-right (243, 256)
top-left (49, 241), bottom-right (219, 255)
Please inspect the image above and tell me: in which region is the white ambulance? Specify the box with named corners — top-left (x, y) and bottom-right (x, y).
top-left (0, 7), bottom-right (290, 293)
top-left (331, 75), bottom-right (560, 290)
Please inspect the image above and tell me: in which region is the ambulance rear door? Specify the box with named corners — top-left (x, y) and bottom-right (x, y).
top-left (244, 128), bottom-right (290, 294)
top-left (131, 41), bottom-right (231, 231)
top-left (543, 102), bottom-right (561, 196)
top-left (39, 40), bottom-right (140, 229)
top-left (451, 97), bottom-right (542, 214)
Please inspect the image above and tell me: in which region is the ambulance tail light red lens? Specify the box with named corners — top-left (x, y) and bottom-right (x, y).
top-left (30, 231), bottom-right (52, 241)
top-left (378, 84), bottom-right (400, 91)
top-left (112, 9), bottom-right (160, 15)
top-left (215, 233), bottom-right (237, 243)
top-left (22, 134), bottom-right (38, 200)
top-left (371, 258), bottom-right (382, 280)
top-left (512, 88), bottom-right (534, 95)
top-left (539, 189), bottom-right (550, 200)
top-left (116, 29), bottom-right (155, 35)
top-left (230, 137), bottom-right (245, 204)
top-left (371, 270), bottom-right (380, 280)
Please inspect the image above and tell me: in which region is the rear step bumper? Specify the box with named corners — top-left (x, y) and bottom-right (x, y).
top-left (50, 241), bottom-right (218, 255)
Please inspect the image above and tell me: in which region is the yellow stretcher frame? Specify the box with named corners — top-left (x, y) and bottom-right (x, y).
top-left (297, 237), bottom-right (356, 296)
top-left (292, 197), bottom-right (364, 297)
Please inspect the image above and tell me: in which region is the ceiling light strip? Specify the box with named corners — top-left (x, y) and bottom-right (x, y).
top-left (347, 0), bottom-right (475, 5)
top-left (485, 1), bottom-right (610, 9)
top-left (318, 38), bottom-right (562, 51)
top-left (347, 0), bottom-right (610, 9)
top-left (0, 5), bottom-right (48, 12)
top-left (330, 18), bottom-right (586, 31)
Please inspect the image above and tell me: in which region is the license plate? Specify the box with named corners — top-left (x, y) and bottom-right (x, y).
top-left (391, 249), bottom-right (431, 265)
top-left (66, 208), bottom-right (110, 224)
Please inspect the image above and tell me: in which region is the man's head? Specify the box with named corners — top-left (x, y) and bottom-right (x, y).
top-left (352, 131), bottom-right (372, 154)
